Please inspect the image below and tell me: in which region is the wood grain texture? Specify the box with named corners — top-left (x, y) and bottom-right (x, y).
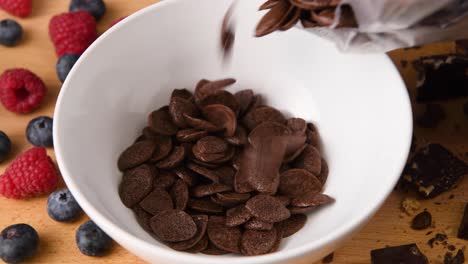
top-left (1, 1), bottom-right (467, 263)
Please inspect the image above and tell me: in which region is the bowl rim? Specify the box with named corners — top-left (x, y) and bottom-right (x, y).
top-left (53, 0), bottom-right (413, 263)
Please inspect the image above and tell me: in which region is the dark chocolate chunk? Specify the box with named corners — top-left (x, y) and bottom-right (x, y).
top-left (170, 179), bottom-right (189, 210)
top-left (415, 103), bottom-right (446, 128)
top-left (428, 233), bottom-right (448, 248)
top-left (148, 106), bottom-right (178, 135)
top-left (403, 144), bottom-right (468, 198)
top-left (226, 205), bottom-right (252, 227)
top-left (370, 243), bottom-right (429, 264)
top-left (207, 216), bottom-right (241, 253)
top-left (170, 215), bottom-right (208, 251)
top-left (411, 211), bottom-right (432, 230)
top-left (139, 188), bottom-right (174, 215)
top-left (444, 250), bottom-right (465, 264)
top-left (150, 210), bottom-right (197, 242)
top-left (118, 140), bottom-right (157, 171)
top-left (119, 165), bottom-right (154, 207)
top-left (245, 195), bottom-right (290, 223)
top-left (415, 55), bottom-right (468, 102)
top-left (457, 203), bottom-right (468, 240)
top-left (240, 228), bottom-right (277, 256)
top-left (279, 214), bottom-right (307, 238)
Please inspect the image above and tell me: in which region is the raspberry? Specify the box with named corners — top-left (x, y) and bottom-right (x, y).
top-left (0, 0), bottom-right (31, 17)
top-left (49, 11), bottom-right (97, 57)
top-left (0, 69), bottom-right (47, 114)
top-left (0, 147), bottom-right (59, 199)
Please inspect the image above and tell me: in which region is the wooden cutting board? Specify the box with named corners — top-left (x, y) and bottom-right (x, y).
top-left (0, 1), bottom-right (466, 263)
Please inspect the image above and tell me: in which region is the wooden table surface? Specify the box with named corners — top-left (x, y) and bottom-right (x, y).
top-left (1, 1), bottom-right (467, 263)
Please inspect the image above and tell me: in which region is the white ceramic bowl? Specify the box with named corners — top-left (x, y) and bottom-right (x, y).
top-left (53, 0), bottom-right (412, 263)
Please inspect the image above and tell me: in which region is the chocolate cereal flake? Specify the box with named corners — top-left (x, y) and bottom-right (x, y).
top-left (170, 179), bottom-right (189, 210)
top-left (118, 140), bottom-right (157, 171)
top-left (176, 129), bottom-right (208, 143)
top-left (189, 198), bottom-right (224, 214)
top-left (169, 96), bottom-right (200, 128)
top-left (149, 135), bottom-right (173, 162)
top-left (150, 210), bottom-right (197, 242)
top-left (202, 104), bottom-right (237, 137)
top-left (171, 88), bottom-right (193, 101)
top-left (148, 106), bottom-right (178, 135)
top-left (280, 214), bottom-right (307, 238)
top-left (156, 146), bottom-right (185, 169)
top-left (139, 188), bottom-right (173, 215)
top-left (192, 183), bottom-right (232, 198)
top-left (170, 215), bottom-right (208, 251)
top-left (243, 106), bottom-right (286, 131)
top-left (234, 89), bottom-right (254, 117)
top-left (241, 228), bottom-right (277, 256)
top-left (246, 195), bottom-right (290, 223)
top-left (185, 235), bottom-right (209, 253)
top-left (226, 205), bottom-right (252, 227)
top-left (207, 216), bottom-right (241, 253)
top-left (119, 165), bottom-right (154, 207)
top-left (279, 168), bottom-right (322, 198)
top-left (292, 145), bottom-right (322, 175)
top-left (291, 193), bottom-right (334, 208)
top-left (244, 218), bottom-right (274, 231)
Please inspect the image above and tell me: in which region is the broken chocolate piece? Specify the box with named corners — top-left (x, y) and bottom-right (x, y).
top-left (415, 103), bottom-right (446, 128)
top-left (415, 55), bottom-right (468, 103)
top-left (411, 211), bottom-right (432, 230)
top-left (457, 203), bottom-right (468, 240)
top-left (403, 144), bottom-right (468, 198)
top-left (370, 244), bottom-right (429, 264)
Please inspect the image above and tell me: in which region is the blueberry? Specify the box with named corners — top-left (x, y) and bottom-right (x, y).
top-left (76, 221), bottom-right (112, 256)
top-left (26, 116), bottom-right (53, 147)
top-left (0, 131), bottom-right (11, 163)
top-left (0, 224), bottom-right (39, 264)
top-left (47, 189), bottom-right (82, 222)
top-left (56, 54), bottom-right (80, 82)
top-left (0, 19), bottom-right (22, 47)
top-left (70, 0), bottom-right (106, 20)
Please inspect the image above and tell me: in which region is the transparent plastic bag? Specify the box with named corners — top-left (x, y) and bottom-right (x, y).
top-left (303, 0), bottom-right (468, 52)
